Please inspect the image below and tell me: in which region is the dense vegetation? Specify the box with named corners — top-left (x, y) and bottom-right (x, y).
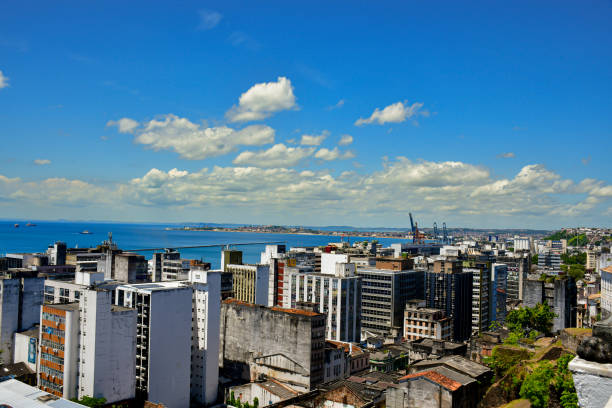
top-left (506, 303), bottom-right (556, 338)
top-left (544, 230), bottom-right (588, 246)
top-left (519, 354), bottom-right (578, 408)
top-left (228, 391), bottom-right (259, 408)
top-left (70, 397), bottom-right (107, 408)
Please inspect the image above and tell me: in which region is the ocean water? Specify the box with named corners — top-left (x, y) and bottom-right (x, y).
top-left (0, 221), bottom-right (410, 269)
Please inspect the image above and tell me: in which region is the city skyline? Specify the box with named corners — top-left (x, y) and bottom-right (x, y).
top-left (1, 1), bottom-right (611, 228)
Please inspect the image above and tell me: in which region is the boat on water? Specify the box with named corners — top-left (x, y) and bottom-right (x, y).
top-left (26, 222), bottom-right (37, 227)
top-left (80, 230), bottom-right (93, 235)
top-left (14, 223), bottom-right (19, 228)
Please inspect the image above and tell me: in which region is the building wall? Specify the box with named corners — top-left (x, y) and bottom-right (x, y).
top-left (321, 254), bottom-right (349, 275)
top-left (425, 271), bottom-right (473, 342)
top-left (219, 301), bottom-right (325, 390)
top-left (523, 280), bottom-right (544, 308)
top-left (20, 277), bottom-right (44, 332)
top-left (602, 269), bottom-right (612, 318)
top-left (78, 290), bottom-right (137, 403)
top-left (0, 279), bottom-right (20, 358)
top-left (387, 379), bottom-right (453, 408)
top-left (13, 331), bottom-right (37, 371)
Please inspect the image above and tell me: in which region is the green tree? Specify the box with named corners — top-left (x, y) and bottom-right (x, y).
top-left (531, 254), bottom-right (538, 265)
top-left (253, 397), bottom-right (259, 408)
top-left (70, 396), bottom-right (107, 408)
top-left (520, 361), bottom-right (555, 408)
top-left (506, 303), bottom-right (556, 336)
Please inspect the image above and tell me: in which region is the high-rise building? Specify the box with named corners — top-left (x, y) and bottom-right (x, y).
top-left (464, 259), bottom-right (492, 335)
top-left (226, 264), bottom-right (269, 305)
top-left (425, 260), bottom-right (473, 341)
top-left (356, 259), bottom-right (423, 337)
top-left (496, 251), bottom-right (529, 302)
top-left (0, 273), bottom-right (44, 359)
top-left (38, 289), bottom-right (138, 403)
top-left (538, 249), bottom-right (562, 275)
top-left (283, 262), bottom-right (361, 342)
top-left (601, 266), bottom-right (612, 319)
top-left (491, 263), bottom-right (508, 324)
top-left (115, 275), bottom-right (220, 407)
top-left (221, 250), bottom-right (243, 272)
top-left (47, 242), bottom-right (67, 266)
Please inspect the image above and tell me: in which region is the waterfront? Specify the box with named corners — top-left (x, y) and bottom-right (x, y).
top-left (0, 221), bottom-right (411, 269)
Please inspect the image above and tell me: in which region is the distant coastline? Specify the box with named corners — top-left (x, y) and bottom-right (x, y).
top-left (165, 226), bottom-right (411, 240)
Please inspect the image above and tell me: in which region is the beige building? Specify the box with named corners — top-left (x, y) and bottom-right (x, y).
top-left (403, 301), bottom-right (452, 341)
top-left (227, 264), bottom-right (269, 305)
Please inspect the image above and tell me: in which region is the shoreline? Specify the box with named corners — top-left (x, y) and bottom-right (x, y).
top-left (165, 227), bottom-right (412, 240)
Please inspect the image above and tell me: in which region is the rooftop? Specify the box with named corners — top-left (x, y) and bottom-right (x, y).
top-left (258, 379), bottom-right (299, 400)
top-left (411, 355), bottom-right (491, 379)
top-left (17, 325), bottom-right (40, 338)
top-left (0, 378), bottom-right (86, 407)
top-left (117, 281), bottom-right (190, 292)
top-left (44, 303), bottom-right (79, 311)
top-left (399, 370), bottom-right (462, 391)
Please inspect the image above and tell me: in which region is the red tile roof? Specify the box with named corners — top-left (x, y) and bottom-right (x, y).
top-left (399, 371), bottom-right (462, 391)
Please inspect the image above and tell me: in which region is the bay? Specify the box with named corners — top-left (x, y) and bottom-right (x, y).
top-left (0, 221), bottom-right (410, 269)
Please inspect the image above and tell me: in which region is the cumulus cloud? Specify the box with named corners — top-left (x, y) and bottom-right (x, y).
top-left (198, 9), bottom-right (222, 30)
top-left (338, 134), bottom-right (353, 146)
top-left (314, 148), bottom-right (355, 161)
top-left (109, 114), bottom-right (275, 160)
top-left (233, 144), bottom-right (315, 168)
top-left (0, 70), bottom-right (9, 89)
top-left (355, 101), bottom-right (424, 126)
top-left (498, 152), bottom-right (515, 158)
top-left (34, 159), bottom-right (51, 165)
top-left (2, 158), bottom-right (611, 226)
top-left (226, 77), bottom-right (297, 122)
top-left (300, 130), bottom-right (329, 146)
top-left (106, 118), bottom-right (139, 133)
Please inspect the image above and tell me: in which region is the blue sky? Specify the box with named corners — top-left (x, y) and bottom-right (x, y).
top-left (0, 1), bottom-right (611, 228)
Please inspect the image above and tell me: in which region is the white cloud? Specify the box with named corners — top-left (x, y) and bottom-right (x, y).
top-left (338, 134), bottom-right (353, 146)
top-left (314, 147), bottom-right (355, 161)
top-left (355, 101), bottom-right (424, 126)
top-left (226, 77), bottom-right (297, 122)
top-left (111, 114), bottom-right (275, 160)
top-left (34, 159), bottom-right (51, 165)
top-left (106, 118), bottom-right (139, 134)
top-left (498, 152), bottom-right (515, 158)
top-left (326, 99), bottom-right (345, 110)
top-left (300, 130), bottom-right (329, 146)
top-left (198, 9), bottom-right (222, 30)
top-left (0, 70), bottom-right (9, 89)
top-left (233, 144), bottom-right (315, 168)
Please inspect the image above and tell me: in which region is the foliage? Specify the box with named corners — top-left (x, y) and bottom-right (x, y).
top-left (544, 230), bottom-right (573, 241)
top-left (519, 361), bottom-right (555, 408)
top-left (561, 252), bottom-right (586, 265)
top-left (70, 396), bottom-right (107, 408)
top-left (555, 354), bottom-right (578, 408)
top-left (253, 397), bottom-right (259, 408)
top-left (560, 264), bottom-right (585, 281)
top-left (544, 230), bottom-right (588, 247)
top-left (506, 303), bottom-right (556, 337)
top-left (531, 254), bottom-right (538, 265)
top-left (484, 346), bottom-right (533, 381)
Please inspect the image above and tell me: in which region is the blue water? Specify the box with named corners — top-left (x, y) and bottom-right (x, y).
top-left (0, 221), bottom-right (410, 269)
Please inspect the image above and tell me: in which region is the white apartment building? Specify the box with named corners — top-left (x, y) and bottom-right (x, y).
top-left (602, 266), bottom-right (612, 319)
top-left (283, 262), bottom-right (361, 342)
top-left (115, 272), bottom-right (221, 407)
top-left (226, 264), bottom-right (269, 305)
top-left (115, 282), bottom-right (192, 408)
top-left (320, 253), bottom-right (350, 275)
top-left (513, 237), bottom-right (530, 252)
top-left (77, 289), bottom-right (137, 403)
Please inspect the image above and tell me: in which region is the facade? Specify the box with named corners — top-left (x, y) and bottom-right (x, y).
top-left (77, 290), bottom-right (137, 403)
top-left (496, 251), bottom-right (529, 302)
top-left (113, 253), bottom-right (148, 283)
top-left (115, 282), bottom-right (192, 407)
top-left (586, 249), bottom-right (598, 271)
top-left (464, 261), bottom-right (492, 335)
top-left (0, 274), bottom-right (44, 360)
top-left (538, 249), bottom-right (562, 276)
top-left (219, 299), bottom-right (326, 392)
top-left (221, 250), bottom-right (243, 271)
top-left (356, 265), bottom-right (423, 337)
top-left (38, 303), bottom-right (80, 399)
top-left (403, 303), bottom-right (452, 341)
top-left (601, 266), bottom-right (612, 318)
top-left (13, 326), bottom-right (39, 372)
top-left (490, 263), bottom-right (508, 324)
top-left (425, 261), bottom-right (473, 341)
top-left (227, 264), bottom-right (269, 305)
top-left (283, 263), bottom-right (361, 342)
top-left (323, 341), bottom-right (350, 383)
top-left (524, 278), bottom-right (577, 332)
top-left (513, 237), bottom-right (530, 252)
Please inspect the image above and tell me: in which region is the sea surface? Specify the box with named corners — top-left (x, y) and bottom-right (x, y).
top-left (0, 221), bottom-right (410, 269)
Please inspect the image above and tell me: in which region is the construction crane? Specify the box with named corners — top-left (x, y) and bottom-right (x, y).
top-left (433, 222), bottom-right (439, 242)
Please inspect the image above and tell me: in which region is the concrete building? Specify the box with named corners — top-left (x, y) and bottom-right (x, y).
top-left (323, 341), bottom-right (350, 383)
top-left (46, 242), bottom-right (67, 266)
top-left (464, 260), bottom-right (492, 335)
top-left (227, 264), bottom-right (269, 305)
top-left (491, 263), bottom-right (508, 324)
top-left (113, 253), bottom-right (148, 283)
top-left (523, 277), bottom-right (577, 332)
top-left (403, 301), bottom-right (452, 341)
top-left (0, 273), bottom-right (44, 360)
top-left (115, 282), bottom-right (192, 407)
top-left (283, 263), bottom-right (361, 342)
top-left (13, 326), bottom-right (39, 372)
top-left (219, 299), bottom-right (326, 392)
top-left (425, 261), bottom-right (473, 341)
top-left (221, 250), bottom-right (243, 271)
top-left (513, 237), bottom-right (530, 252)
top-left (320, 253), bottom-right (350, 275)
top-left (538, 249), bottom-right (562, 276)
top-left (356, 261), bottom-right (423, 338)
top-left (601, 266), bottom-right (612, 318)
top-left (77, 290), bottom-right (137, 403)
top-left (496, 251), bottom-right (529, 302)
top-left (38, 303), bottom-right (80, 399)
